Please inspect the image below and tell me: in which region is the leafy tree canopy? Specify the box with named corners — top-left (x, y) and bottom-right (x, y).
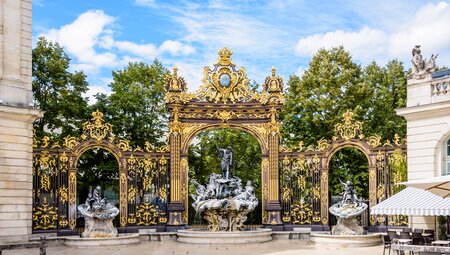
top-left (93, 61), bottom-right (169, 147)
top-left (282, 46), bottom-right (407, 198)
top-left (32, 37), bottom-right (90, 140)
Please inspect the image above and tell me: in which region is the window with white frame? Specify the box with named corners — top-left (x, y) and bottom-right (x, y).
top-left (445, 139), bottom-right (450, 175)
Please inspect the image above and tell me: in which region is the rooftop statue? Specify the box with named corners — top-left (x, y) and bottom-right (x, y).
top-left (78, 186), bottom-right (119, 238)
top-left (410, 45), bottom-right (438, 79)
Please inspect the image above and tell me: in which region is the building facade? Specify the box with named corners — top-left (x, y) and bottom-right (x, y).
top-left (397, 57), bottom-right (450, 230)
top-left (0, 0), bottom-right (42, 242)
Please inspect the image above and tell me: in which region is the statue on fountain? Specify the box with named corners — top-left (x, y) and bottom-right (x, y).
top-left (78, 186), bottom-right (119, 238)
top-left (191, 148), bottom-right (258, 232)
top-left (329, 180), bottom-right (368, 235)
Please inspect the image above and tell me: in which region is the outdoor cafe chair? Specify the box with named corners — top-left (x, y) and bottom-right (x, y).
top-left (424, 230), bottom-right (435, 241)
top-left (400, 232), bottom-right (412, 239)
top-left (414, 229), bottom-right (424, 234)
top-left (411, 237), bottom-right (422, 245)
top-left (388, 231), bottom-right (399, 240)
top-left (383, 235), bottom-right (392, 255)
top-left (422, 236), bottom-right (432, 245)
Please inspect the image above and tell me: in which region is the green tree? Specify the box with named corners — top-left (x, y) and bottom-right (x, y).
top-left (32, 37), bottom-right (89, 139)
top-left (281, 46), bottom-right (369, 147)
top-left (364, 60), bottom-right (407, 139)
top-left (188, 129), bottom-right (262, 224)
top-left (282, 46), bottom-right (408, 200)
top-left (106, 61), bottom-right (169, 147)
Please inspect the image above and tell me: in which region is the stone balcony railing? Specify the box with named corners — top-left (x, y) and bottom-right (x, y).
top-left (430, 70), bottom-right (450, 103)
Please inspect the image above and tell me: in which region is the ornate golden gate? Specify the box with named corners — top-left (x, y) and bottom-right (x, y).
top-left (32, 48), bottom-right (407, 233)
top-left (164, 48), bottom-right (285, 228)
top-left (279, 111), bottom-right (407, 230)
top-left (32, 110), bottom-right (170, 234)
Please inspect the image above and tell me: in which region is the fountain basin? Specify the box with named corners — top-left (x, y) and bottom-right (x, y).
top-left (177, 229), bottom-right (272, 245)
top-left (63, 234), bottom-right (140, 247)
top-left (311, 232), bottom-right (382, 247)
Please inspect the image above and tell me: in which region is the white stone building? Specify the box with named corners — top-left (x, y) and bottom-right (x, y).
top-left (0, 0), bottom-right (42, 242)
top-left (397, 68), bottom-right (450, 230)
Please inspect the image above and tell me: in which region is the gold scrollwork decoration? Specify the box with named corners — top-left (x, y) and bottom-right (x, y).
top-left (291, 199), bottom-right (312, 224)
top-left (33, 197), bottom-right (58, 230)
top-left (196, 47), bottom-right (253, 104)
top-left (59, 185), bottom-right (68, 204)
top-left (367, 135), bottom-right (382, 148)
top-left (82, 110), bottom-right (113, 142)
top-left (334, 110), bottom-right (363, 140)
top-left (63, 136), bottom-right (79, 149)
top-left (117, 139), bottom-right (130, 151)
top-left (136, 202), bottom-right (158, 226)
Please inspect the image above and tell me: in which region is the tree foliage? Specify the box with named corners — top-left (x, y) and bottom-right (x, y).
top-left (32, 37), bottom-right (89, 140)
top-left (282, 46), bottom-right (407, 198)
top-left (100, 61), bottom-right (169, 147)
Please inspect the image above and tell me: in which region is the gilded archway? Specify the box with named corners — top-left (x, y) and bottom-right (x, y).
top-left (32, 110), bottom-right (170, 234)
top-left (279, 111), bottom-right (407, 229)
top-left (164, 48), bottom-right (285, 227)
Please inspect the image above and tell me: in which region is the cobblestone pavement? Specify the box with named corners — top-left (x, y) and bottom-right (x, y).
top-left (4, 240), bottom-right (384, 255)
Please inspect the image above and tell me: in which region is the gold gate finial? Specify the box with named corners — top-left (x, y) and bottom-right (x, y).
top-left (218, 47), bottom-right (233, 65)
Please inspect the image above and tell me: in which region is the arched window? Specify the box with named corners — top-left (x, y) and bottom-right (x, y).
top-left (445, 139), bottom-right (450, 175)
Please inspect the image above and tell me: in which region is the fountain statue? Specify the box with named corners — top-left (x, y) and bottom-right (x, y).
top-left (328, 180), bottom-right (368, 235)
top-left (77, 186), bottom-right (119, 238)
top-left (190, 147), bottom-right (258, 232)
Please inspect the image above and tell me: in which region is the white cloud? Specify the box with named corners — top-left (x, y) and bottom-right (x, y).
top-left (41, 9), bottom-right (196, 74)
top-left (295, 26), bottom-right (387, 63)
top-left (159, 40), bottom-right (196, 56)
top-left (295, 2), bottom-right (450, 65)
top-left (43, 10), bottom-right (117, 73)
top-left (114, 41), bottom-right (158, 58)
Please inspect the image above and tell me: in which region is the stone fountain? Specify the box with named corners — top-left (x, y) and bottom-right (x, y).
top-left (328, 180), bottom-right (368, 235)
top-left (177, 147), bottom-right (272, 244)
top-left (78, 186), bottom-right (119, 238)
top-left (64, 186), bottom-right (140, 247)
top-left (311, 180), bottom-right (381, 247)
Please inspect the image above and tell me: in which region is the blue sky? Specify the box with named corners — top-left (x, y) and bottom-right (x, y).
top-left (33, 0), bottom-right (450, 102)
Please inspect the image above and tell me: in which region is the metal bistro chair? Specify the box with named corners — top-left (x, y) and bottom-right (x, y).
top-left (424, 229), bottom-right (435, 241)
top-left (388, 230), bottom-right (400, 240)
top-left (400, 231), bottom-right (412, 239)
top-left (383, 234), bottom-right (392, 255)
top-left (422, 236), bottom-right (432, 245)
top-left (412, 232), bottom-right (424, 245)
top-left (414, 229), bottom-right (424, 234)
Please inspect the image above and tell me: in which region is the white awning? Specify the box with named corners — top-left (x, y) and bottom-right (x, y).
top-left (370, 187), bottom-right (450, 216)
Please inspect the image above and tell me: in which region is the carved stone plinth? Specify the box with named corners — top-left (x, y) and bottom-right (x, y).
top-left (177, 229), bottom-right (272, 244)
top-left (331, 217), bottom-right (364, 235)
top-left (82, 215), bottom-right (118, 238)
top-left (311, 232), bottom-right (382, 247)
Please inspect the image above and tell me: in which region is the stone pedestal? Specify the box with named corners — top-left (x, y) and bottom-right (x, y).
top-left (82, 216), bottom-right (118, 238)
top-left (311, 232), bottom-right (382, 247)
top-left (331, 217), bottom-right (364, 235)
top-left (177, 229), bottom-right (272, 244)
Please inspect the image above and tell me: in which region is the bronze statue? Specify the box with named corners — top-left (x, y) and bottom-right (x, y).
top-left (219, 147), bottom-right (233, 179)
